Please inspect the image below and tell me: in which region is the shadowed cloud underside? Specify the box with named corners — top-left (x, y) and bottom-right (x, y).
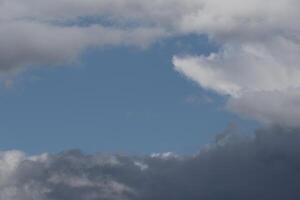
top-left (1, 127), bottom-right (300, 200)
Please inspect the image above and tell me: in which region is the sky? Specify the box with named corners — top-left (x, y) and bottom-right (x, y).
top-left (0, 34), bottom-right (256, 154)
top-left (0, 0), bottom-right (300, 199)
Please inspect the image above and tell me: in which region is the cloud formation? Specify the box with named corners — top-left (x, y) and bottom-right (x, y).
top-left (0, 0), bottom-right (201, 72)
top-left (1, 0), bottom-right (300, 125)
top-left (172, 0), bottom-right (300, 126)
top-left (1, 126), bottom-right (300, 199)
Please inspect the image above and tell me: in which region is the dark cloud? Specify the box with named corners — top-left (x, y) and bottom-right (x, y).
top-left (2, 126), bottom-right (300, 199)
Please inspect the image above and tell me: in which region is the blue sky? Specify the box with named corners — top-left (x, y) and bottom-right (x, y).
top-left (1, 1), bottom-right (300, 200)
top-left (0, 35), bottom-right (257, 154)
top-left (0, 0), bottom-right (298, 155)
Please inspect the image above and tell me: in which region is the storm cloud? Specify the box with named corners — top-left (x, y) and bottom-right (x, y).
top-left (1, 126), bottom-right (300, 200)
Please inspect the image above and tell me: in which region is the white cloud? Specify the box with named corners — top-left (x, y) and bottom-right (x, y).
top-left (172, 0), bottom-right (300, 126)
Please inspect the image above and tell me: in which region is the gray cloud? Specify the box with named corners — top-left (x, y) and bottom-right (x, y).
top-left (0, 0), bottom-right (200, 72)
top-left (0, 21), bottom-right (167, 72)
top-left (2, 126), bottom-right (300, 200)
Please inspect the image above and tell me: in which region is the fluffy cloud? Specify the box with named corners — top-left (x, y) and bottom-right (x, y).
top-left (172, 0), bottom-right (300, 126)
top-left (1, 127), bottom-right (300, 199)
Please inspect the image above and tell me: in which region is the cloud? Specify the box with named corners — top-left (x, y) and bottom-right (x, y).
top-left (1, 126), bottom-right (300, 199)
top-left (172, 0), bottom-right (300, 126)
top-left (0, 0), bottom-right (202, 72)
top-left (0, 21), bottom-right (166, 72)
top-left (1, 0), bottom-right (300, 125)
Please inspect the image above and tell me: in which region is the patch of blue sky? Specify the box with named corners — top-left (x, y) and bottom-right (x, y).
top-left (0, 34), bottom-right (257, 155)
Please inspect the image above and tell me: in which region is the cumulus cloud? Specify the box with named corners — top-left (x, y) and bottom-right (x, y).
top-left (1, 127), bottom-right (300, 199)
top-left (172, 0), bottom-right (300, 126)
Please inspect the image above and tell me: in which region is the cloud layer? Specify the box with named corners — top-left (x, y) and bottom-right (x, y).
top-left (1, 126), bottom-right (300, 200)
top-left (0, 0), bottom-right (202, 72)
top-left (1, 0), bottom-right (300, 125)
